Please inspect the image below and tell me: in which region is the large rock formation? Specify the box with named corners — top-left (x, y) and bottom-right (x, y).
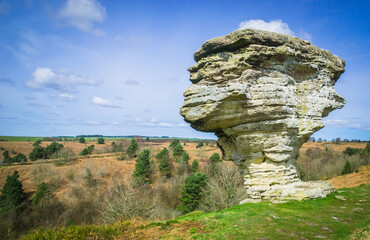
top-left (180, 28), bottom-right (345, 202)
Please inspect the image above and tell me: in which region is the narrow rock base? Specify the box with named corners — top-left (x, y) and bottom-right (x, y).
top-left (240, 181), bottom-right (335, 204)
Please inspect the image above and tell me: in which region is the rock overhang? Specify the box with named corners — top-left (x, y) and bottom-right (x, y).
top-left (180, 28), bottom-right (345, 201)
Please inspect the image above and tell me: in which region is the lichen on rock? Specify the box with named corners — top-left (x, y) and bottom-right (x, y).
top-left (180, 28), bottom-right (345, 201)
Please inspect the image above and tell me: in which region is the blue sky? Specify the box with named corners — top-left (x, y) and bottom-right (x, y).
top-left (0, 0), bottom-right (369, 140)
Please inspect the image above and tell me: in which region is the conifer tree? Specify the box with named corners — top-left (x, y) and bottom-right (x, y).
top-left (126, 139), bottom-right (138, 157)
top-left (0, 171), bottom-right (26, 212)
top-left (178, 172), bottom-right (208, 213)
top-left (132, 150), bottom-right (151, 185)
top-left (191, 160), bottom-right (199, 173)
top-left (158, 155), bottom-right (172, 178)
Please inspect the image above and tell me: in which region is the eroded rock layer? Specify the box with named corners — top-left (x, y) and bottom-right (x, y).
top-left (180, 28), bottom-right (345, 201)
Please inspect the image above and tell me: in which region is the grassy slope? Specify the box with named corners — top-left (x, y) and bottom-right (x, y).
top-left (22, 185), bottom-right (369, 240)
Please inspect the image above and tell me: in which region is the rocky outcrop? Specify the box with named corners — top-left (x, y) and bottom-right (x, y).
top-left (180, 28), bottom-right (345, 201)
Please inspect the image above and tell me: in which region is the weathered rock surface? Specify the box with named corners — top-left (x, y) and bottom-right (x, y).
top-left (180, 28), bottom-right (345, 201)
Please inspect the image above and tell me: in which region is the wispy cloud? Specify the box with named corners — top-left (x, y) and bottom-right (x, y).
top-left (27, 102), bottom-right (50, 108)
top-left (124, 79), bottom-right (140, 85)
top-left (59, 0), bottom-right (106, 36)
top-left (51, 93), bottom-right (75, 101)
top-left (27, 67), bottom-right (99, 92)
top-left (92, 96), bottom-right (121, 108)
top-left (325, 119), bottom-right (370, 131)
top-left (0, 77), bottom-right (16, 86)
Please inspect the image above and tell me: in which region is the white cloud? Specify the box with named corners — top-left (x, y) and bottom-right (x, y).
top-left (59, 0), bottom-right (106, 36)
top-left (239, 19), bottom-right (295, 36)
top-left (27, 67), bottom-right (99, 92)
top-left (92, 96), bottom-right (120, 108)
top-left (58, 93), bottom-right (75, 101)
top-left (325, 119), bottom-right (370, 131)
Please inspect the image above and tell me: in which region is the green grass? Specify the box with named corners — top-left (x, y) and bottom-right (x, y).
top-left (172, 185), bottom-right (370, 239)
top-left (0, 136), bottom-right (44, 142)
top-left (22, 185), bottom-right (370, 239)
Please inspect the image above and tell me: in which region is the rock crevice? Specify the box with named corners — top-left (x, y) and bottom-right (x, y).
top-left (180, 28), bottom-right (345, 201)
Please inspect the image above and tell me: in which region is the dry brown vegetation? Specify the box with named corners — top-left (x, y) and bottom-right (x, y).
top-left (0, 138), bottom-right (368, 239)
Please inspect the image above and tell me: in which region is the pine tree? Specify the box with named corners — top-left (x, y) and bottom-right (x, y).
top-left (126, 139), bottom-right (138, 157)
top-left (191, 160), bottom-right (199, 173)
top-left (29, 145), bottom-right (45, 161)
top-left (158, 155), bottom-right (172, 178)
top-left (169, 139), bottom-right (180, 149)
top-left (132, 150), bottom-right (151, 185)
top-left (79, 137), bottom-right (86, 143)
top-left (2, 150), bottom-right (11, 164)
top-left (0, 171), bottom-right (26, 211)
top-left (173, 144), bottom-right (184, 157)
top-left (181, 151), bottom-right (190, 165)
top-left (156, 148), bottom-right (169, 162)
top-left (44, 142), bottom-right (64, 159)
top-left (178, 172), bottom-right (208, 213)
top-left (341, 160), bottom-right (353, 175)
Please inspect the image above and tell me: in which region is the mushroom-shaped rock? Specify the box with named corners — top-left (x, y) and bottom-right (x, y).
top-left (180, 28), bottom-right (345, 201)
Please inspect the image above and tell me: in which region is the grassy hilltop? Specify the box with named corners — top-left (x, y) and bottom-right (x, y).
top-left (23, 185), bottom-right (369, 239)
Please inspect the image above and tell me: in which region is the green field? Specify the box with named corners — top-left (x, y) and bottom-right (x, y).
top-left (0, 136), bottom-right (211, 142)
top-left (22, 185), bottom-right (369, 239)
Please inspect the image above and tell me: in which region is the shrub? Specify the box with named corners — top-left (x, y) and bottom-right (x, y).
top-left (209, 153), bottom-right (221, 163)
top-left (56, 147), bottom-right (76, 164)
top-left (343, 147), bottom-right (362, 156)
top-left (87, 145), bottom-right (95, 154)
top-left (196, 142), bottom-right (204, 148)
top-left (191, 160), bottom-right (199, 173)
top-left (44, 142), bottom-right (64, 159)
top-left (342, 160), bottom-right (353, 175)
top-left (12, 153), bottom-right (27, 163)
top-left (173, 144), bottom-right (184, 157)
top-left (30, 165), bottom-right (62, 191)
top-left (361, 141), bottom-right (370, 164)
top-left (2, 150), bottom-right (11, 163)
top-left (101, 180), bottom-right (158, 223)
top-left (200, 165), bottom-right (246, 211)
top-left (209, 153), bottom-right (222, 175)
top-left (169, 139), bottom-right (180, 149)
top-left (126, 139), bottom-right (138, 157)
top-left (79, 148), bottom-right (88, 156)
top-left (178, 172), bottom-right (208, 213)
top-left (111, 141), bottom-right (124, 152)
top-left (29, 145), bottom-right (45, 161)
top-left (11, 149), bottom-right (16, 154)
top-left (84, 168), bottom-right (96, 187)
top-left (79, 145), bottom-right (94, 156)
top-left (33, 139), bottom-right (42, 146)
top-left (32, 182), bottom-right (51, 206)
top-left (97, 137), bottom-right (105, 144)
top-left (181, 151), bottom-right (190, 165)
top-left (79, 137), bottom-right (86, 143)
top-left (132, 150), bottom-right (151, 185)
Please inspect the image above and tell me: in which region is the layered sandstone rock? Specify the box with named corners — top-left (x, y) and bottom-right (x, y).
top-left (180, 28), bottom-right (345, 201)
